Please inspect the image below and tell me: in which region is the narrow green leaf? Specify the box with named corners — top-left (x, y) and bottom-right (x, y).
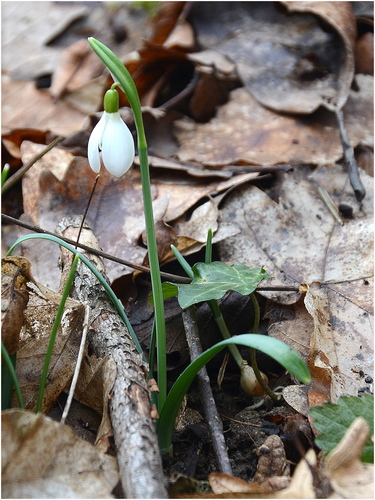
top-left (310, 394), bottom-right (374, 463)
top-left (158, 333), bottom-right (310, 452)
top-left (176, 262), bottom-right (270, 309)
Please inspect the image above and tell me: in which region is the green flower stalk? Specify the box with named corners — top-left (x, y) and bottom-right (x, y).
top-left (87, 38), bottom-right (167, 409)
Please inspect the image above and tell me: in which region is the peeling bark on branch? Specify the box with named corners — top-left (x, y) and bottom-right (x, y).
top-left (58, 217), bottom-right (168, 499)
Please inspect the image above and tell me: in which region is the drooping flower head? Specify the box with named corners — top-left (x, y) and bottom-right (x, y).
top-left (88, 86), bottom-right (135, 177)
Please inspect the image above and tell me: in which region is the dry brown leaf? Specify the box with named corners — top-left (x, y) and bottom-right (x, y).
top-left (163, 19), bottom-right (195, 51)
top-left (1, 257), bottom-right (34, 354)
top-left (281, 1), bottom-right (356, 111)
top-left (175, 75), bottom-right (373, 167)
top-left (304, 281), bottom-right (373, 405)
top-left (2, 2), bottom-right (89, 80)
top-left (121, 43), bottom-right (189, 108)
top-left (148, 1), bottom-right (187, 46)
top-left (14, 276), bottom-right (84, 412)
top-left (326, 417), bottom-right (374, 499)
top-left (49, 38), bottom-right (105, 113)
top-left (209, 472), bottom-right (271, 495)
top-left (154, 171), bottom-right (258, 222)
top-left (265, 300), bottom-right (312, 362)
top-left (281, 385), bottom-right (310, 418)
top-left (189, 2), bottom-right (356, 114)
top-left (218, 164), bottom-right (373, 400)
top-left (1, 77), bottom-right (88, 137)
top-left (2, 409), bottom-right (119, 499)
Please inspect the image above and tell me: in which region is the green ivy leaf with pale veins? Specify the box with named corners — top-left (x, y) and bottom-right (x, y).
top-left (310, 394), bottom-right (374, 463)
top-left (176, 262), bottom-right (270, 309)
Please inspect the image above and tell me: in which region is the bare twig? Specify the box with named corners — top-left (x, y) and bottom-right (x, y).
top-left (2, 213), bottom-right (301, 291)
top-left (182, 305), bottom-right (233, 475)
top-left (1, 137), bottom-right (63, 194)
top-left (335, 108), bottom-right (366, 201)
top-left (61, 303), bottom-right (90, 425)
top-left (1, 213), bottom-right (191, 283)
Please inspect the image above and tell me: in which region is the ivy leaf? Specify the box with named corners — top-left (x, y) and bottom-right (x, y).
top-left (175, 262), bottom-right (270, 309)
top-left (310, 394), bottom-right (374, 463)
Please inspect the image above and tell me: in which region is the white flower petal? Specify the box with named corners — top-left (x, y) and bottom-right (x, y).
top-left (101, 113), bottom-right (135, 177)
top-left (87, 113), bottom-right (109, 173)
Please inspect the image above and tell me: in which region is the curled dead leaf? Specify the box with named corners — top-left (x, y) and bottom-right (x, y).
top-left (1, 257), bottom-right (35, 354)
top-left (326, 417), bottom-right (374, 499)
top-left (15, 278), bottom-right (84, 412)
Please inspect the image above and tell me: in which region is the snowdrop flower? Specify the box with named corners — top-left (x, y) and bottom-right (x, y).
top-left (88, 87), bottom-right (135, 177)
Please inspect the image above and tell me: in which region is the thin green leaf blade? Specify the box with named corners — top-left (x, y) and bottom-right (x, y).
top-left (176, 262), bottom-right (270, 308)
top-left (158, 333), bottom-right (310, 452)
top-left (310, 394), bottom-right (374, 463)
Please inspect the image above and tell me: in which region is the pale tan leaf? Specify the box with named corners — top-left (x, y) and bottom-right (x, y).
top-left (16, 280), bottom-right (84, 412)
top-left (2, 409), bottom-right (119, 499)
top-left (1, 78), bottom-right (87, 137)
top-left (326, 417), bottom-right (374, 499)
top-left (2, 2), bottom-right (89, 80)
top-left (304, 282), bottom-right (373, 405)
top-left (218, 164), bottom-right (373, 400)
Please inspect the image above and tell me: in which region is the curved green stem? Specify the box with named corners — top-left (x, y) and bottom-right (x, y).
top-left (249, 293), bottom-right (279, 401)
top-left (36, 254), bottom-right (79, 412)
top-left (2, 342), bottom-right (24, 409)
top-left (76, 38), bottom-right (167, 409)
top-left (208, 299), bottom-right (244, 370)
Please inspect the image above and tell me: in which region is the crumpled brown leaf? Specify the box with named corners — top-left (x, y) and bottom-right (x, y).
top-left (14, 268), bottom-right (84, 412)
top-left (175, 75), bottom-right (373, 167)
top-left (2, 409), bottom-right (119, 499)
top-left (189, 1), bottom-right (356, 114)
top-left (1, 257), bottom-right (33, 354)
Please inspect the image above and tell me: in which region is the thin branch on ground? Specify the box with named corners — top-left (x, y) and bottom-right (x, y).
top-left (335, 108), bottom-right (366, 201)
top-left (182, 305), bottom-right (233, 475)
